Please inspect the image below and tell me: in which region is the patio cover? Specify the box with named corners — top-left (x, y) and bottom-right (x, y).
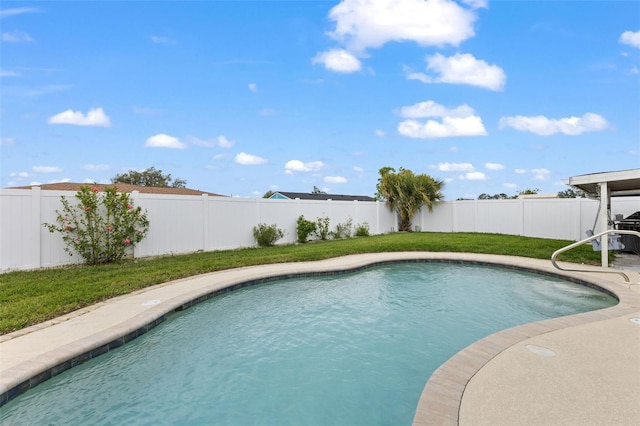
top-left (564, 168), bottom-right (640, 267)
top-left (565, 169), bottom-right (640, 198)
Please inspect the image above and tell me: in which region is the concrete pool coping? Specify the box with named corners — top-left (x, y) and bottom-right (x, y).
top-left (1, 252), bottom-right (639, 425)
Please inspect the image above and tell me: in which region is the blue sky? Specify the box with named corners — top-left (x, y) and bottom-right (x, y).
top-left (1, 0), bottom-right (638, 199)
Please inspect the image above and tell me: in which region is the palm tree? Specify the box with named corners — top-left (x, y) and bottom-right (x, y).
top-left (376, 167), bottom-right (444, 231)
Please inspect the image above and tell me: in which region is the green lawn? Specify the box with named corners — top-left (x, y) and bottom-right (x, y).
top-left (0, 232), bottom-right (604, 335)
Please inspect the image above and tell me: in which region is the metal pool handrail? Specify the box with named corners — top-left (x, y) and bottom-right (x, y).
top-left (551, 229), bottom-right (640, 283)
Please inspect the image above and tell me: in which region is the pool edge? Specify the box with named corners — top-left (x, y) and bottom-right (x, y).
top-left (1, 252), bottom-right (638, 420)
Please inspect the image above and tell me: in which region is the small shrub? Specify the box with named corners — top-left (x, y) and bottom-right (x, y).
top-left (354, 221), bottom-right (370, 237)
top-left (43, 185), bottom-right (149, 265)
top-left (314, 215), bottom-right (331, 240)
top-left (253, 223), bottom-right (285, 247)
top-left (331, 218), bottom-right (353, 239)
top-left (296, 215), bottom-right (317, 243)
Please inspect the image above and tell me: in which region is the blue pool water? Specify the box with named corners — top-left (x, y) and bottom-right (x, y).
top-left (0, 263), bottom-right (616, 425)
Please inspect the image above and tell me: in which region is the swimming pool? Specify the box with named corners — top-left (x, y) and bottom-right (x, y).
top-left (0, 262), bottom-right (617, 425)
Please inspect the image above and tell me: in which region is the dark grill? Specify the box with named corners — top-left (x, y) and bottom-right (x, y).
top-left (616, 211), bottom-right (640, 253)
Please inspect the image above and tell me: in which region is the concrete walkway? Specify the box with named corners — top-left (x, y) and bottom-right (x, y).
top-left (1, 252), bottom-right (639, 425)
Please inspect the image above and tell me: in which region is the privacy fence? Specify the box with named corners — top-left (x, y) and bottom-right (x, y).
top-left (1, 187), bottom-right (637, 272)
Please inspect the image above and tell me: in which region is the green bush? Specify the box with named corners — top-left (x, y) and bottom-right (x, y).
top-left (253, 223), bottom-right (285, 247)
top-left (354, 221), bottom-right (370, 237)
top-left (315, 216), bottom-right (331, 240)
top-left (331, 218), bottom-right (353, 239)
top-left (296, 215), bottom-right (316, 243)
top-left (43, 185), bottom-right (149, 265)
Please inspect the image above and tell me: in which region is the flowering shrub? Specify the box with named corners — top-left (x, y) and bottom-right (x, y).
top-left (44, 185), bottom-right (150, 265)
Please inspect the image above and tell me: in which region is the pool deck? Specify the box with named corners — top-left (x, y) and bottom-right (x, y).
top-left (1, 252), bottom-right (639, 425)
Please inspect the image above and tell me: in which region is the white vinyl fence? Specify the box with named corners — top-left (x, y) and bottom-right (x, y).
top-left (1, 187), bottom-right (637, 272)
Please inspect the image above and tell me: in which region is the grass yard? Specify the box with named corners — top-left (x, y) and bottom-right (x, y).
top-left (0, 232), bottom-right (605, 335)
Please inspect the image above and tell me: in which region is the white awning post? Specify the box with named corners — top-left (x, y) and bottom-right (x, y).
top-left (599, 181), bottom-right (609, 267)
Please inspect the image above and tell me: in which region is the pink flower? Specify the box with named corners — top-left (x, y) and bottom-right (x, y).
top-left (106, 225), bottom-right (113, 231)
top-left (84, 206), bottom-right (91, 211)
top-left (91, 186), bottom-right (99, 192)
top-left (74, 237), bottom-right (80, 242)
top-left (64, 225), bottom-right (72, 231)
top-left (126, 204), bottom-right (133, 209)
top-left (123, 238), bottom-right (131, 245)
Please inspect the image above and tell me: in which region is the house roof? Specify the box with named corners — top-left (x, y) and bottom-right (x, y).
top-left (271, 191), bottom-right (375, 202)
top-left (6, 182), bottom-right (226, 197)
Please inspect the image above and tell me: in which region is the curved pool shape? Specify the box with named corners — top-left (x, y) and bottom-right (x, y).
top-left (0, 262), bottom-right (616, 425)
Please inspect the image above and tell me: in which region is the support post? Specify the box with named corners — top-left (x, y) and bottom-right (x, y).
top-left (599, 181), bottom-right (609, 267)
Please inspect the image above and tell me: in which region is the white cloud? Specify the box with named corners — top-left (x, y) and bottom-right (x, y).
top-left (485, 162), bottom-right (505, 170)
top-left (150, 35), bottom-right (178, 45)
top-left (620, 30), bottom-right (640, 48)
top-left (217, 136), bottom-right (235, 148)
top-left (2, 30), bottom-right (34, 43)
top-left (398, 116), bottom-right (487, 139)
top-left (464, 171), bottom-right (486, 180)
top-left (0, 69), bottom-right (20, 77)
top-left (515, 168), bottom-right (527, 174)
top-left (10, 171), bottom-right (30, 178)
top-left (397, 101), bottom-right (486, 138)
top-left (190, 135), bottom-right (235, 148)
top-left (498, 113), bottom-right (610, 136)
top-left (0, 137), bottom-right (15, 144)
top-left (312, 49), bottom-right (362, 73)
top-left (353, 166), bottom-right (364, 173)
top-left (0, 7), bottom-right (41, 18)
top-left (406, 53), bottom-right (506, 91)
top-left (284, 160), bottom-right (324, 174)
top-left (437, 162), bottom-right (474, 172)
top-left (503, 183), bottom-right (517, 189)
top-left (398, 100), bottom-right (475, 119)
top-left (374, 129), bottom-right (385, 137)
top-left (531, 168), bottom-right (551, 180)
top-left (27, 84), bottom-right (73, 97)
top-left (32, 165), bottom-right (61, 173)
top-left (327, 0), bottom-right (478, 53)
top-left (83, 164), bottom-right (109, 171)
top-left (248, 83), bottom-right (258, 92)
top-left (144, 133), bottom-right (186, 149)
top-left (325, 176), bottom-right (348, 184)
top-left (48, 107), bottom-right (111, 127)
top-left (235, 152), bottom-right (267, 165)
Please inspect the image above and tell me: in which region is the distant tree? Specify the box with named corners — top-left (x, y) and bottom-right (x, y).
top-left (262, 190), bottom-right (276, 199)
top-left (112, 167), bottom-right (186, 188)
top-left (557, 188), bottom-right (585, 198)
top-left (312, 185), bottom-right (326, 194)
top-left (375, 167), bottom-right (444, 232)
top-left (478, 193), bottom-right (511, 200)
top-left (517, 188), bottom-right (539, 196)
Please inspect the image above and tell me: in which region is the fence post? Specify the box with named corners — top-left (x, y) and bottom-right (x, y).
top-left (130, 190), bottom-right (140, 259)
top-left (32, 186), bottom-right (42, 269)
top-left (520, 197), bottom-right (525, 236)
top-left (202, 194), bottom-right (209, 251)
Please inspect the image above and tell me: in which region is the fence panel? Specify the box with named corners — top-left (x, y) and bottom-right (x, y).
top-left (1, 187), bottom-right (637, 272)
top-left (476, 200), bottom-right (523, 235)
top-left (134, 193), bottom-right (206, 257)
